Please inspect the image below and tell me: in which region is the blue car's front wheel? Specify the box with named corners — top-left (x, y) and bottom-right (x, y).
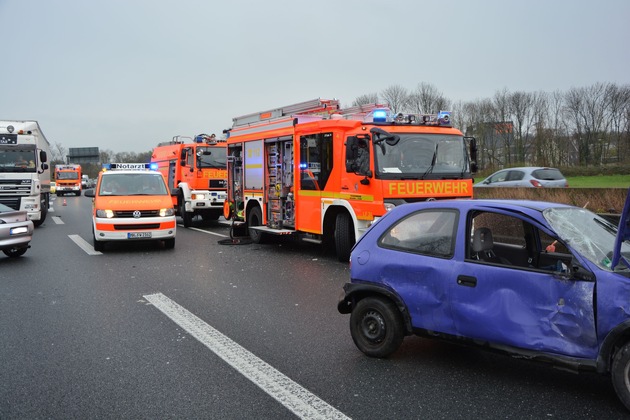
top-left (612, 342), bottom-right (630, 411)
top-left (350, 297), bottom-right (404, 358)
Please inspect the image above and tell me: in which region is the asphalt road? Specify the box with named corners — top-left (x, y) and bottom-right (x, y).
top-left (1, 194), bottom-right (628, 419)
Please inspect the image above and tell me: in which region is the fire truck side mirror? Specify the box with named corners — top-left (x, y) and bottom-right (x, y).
top-left (40, 150), bottom-right (48, 163)
top-left (465, 136), bottom-right (478, 173)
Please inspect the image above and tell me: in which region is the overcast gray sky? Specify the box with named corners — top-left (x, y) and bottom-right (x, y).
top-left (2, 0), bottom-right (629, 154)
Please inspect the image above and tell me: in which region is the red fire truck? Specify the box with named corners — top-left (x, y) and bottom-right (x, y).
top-left (223, 98), bottom-right (478, 261)
top-left (55, 164), bottom-right (82, 196)
top-left (151, 134), bottom-right (227, 227)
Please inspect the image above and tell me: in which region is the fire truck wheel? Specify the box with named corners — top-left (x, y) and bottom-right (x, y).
top-left (179, 197), bottom-right (193, 227)
top-left (248, 206), bottom-right (266, 244)
top-left (335, 212), bottom-right (355, 262)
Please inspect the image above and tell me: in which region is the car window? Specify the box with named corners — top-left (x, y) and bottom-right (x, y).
top-left (489, 171), bottom-right (508, 183)
top-left (531, 168), bottom-right (564, 180)
top-left (468, 210), bottom-right (575, 273)
top-left (507, 170), bottom-right (524, 181)
top-left (379, 209), bottom-right (458, 258)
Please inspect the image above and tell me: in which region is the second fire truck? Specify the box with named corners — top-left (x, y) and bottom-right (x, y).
top-left (151, 134), bottom-right (228, 227)
top-left (55, 164), bottom-right (82, 196)
top-left (223, 98), bottom-right (478, 261)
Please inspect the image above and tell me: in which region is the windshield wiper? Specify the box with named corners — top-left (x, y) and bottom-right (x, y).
top-left (421, 144), bottom-right (438, 179)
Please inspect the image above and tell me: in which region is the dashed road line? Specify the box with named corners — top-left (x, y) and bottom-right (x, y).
top-left (187, 226), bottom-right (228, 237)
top-left (68, 234), bottom-right (102, 255)
top-left (143, 292), bottom-right (350, 420)
top-left (52, 216), bottom-right (64, 224)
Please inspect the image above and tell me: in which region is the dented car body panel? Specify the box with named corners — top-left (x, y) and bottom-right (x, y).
top-left (340, 196), bottom-right (630, 369)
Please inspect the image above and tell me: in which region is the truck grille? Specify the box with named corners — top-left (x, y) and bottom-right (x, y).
top-left (0, 197), bottom-right (21, 210)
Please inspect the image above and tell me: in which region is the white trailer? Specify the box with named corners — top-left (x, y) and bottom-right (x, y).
top-left (0, 120), bottom-right (51, 226)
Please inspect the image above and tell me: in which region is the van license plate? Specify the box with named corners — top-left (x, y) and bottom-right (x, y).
top-left (128, 232), bottom-right (152, 239)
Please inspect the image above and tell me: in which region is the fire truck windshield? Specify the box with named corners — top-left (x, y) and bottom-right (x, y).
top-left (56, 171), bottom-right (79, 180)
top-left (196, 146), bottom-right (227, 169)
top-left (374, 134), bottom-right (468, 179)
top-left (0, 148), bottom-right (36, 172)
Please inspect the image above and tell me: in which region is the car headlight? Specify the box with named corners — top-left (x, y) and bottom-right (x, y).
top-left (96, 209), bottom-right (114, 218)
top-left (192, 193), bottom-right (205, 200)
top-left (159, 208), bottom-right (175, 217)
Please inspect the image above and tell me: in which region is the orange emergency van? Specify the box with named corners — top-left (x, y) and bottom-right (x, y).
top-left (84, 163), bottom-right (177, 251)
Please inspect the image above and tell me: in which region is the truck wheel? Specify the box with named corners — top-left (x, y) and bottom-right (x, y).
top-left (33, 193), bottom-right (48, 227)
top-left (612, 342), bottom-right (630, 410)
top-left (350, 297), bottom-right (404, 358)
top-left (335, 212), bottom-right (355, 262)
top-left (3, 247), bottom-right (28, 258)
top-left (179, 197), bottom-right (192, 228)
top-left (247, 206), bottom-right (266, 244)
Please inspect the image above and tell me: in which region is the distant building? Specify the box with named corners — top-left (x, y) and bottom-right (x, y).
top-left (67, 147), bottom-right (99, 164)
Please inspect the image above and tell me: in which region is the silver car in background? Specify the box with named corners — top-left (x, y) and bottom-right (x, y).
top-left (475, 166), bottom-right (569, 188)
top-left (0, 203), bottom-right (34, 258)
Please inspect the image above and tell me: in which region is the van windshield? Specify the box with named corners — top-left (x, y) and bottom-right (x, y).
top-left (99, 173), bottom-right (168, 196)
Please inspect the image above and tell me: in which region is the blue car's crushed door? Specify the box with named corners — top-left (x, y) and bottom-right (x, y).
top-left (450, 260), bottom-right (598, 358)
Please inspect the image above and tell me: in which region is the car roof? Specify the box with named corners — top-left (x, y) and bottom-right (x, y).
top-left (493, 166), bottom-right (560, 172)
top-left (387, 199), bottom-right (574, 219)
top-left (101, 170), bottom-right (161, 176)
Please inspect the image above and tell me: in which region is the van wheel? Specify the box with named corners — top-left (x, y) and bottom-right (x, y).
top-left (93, 228), bottom-right (105, 252)
top-left (335, 212), bottom-right (355, 262)
top-left (247, 206), bottom-right (266, 244)
top-left (612, 342), bottom-right (630, 410)
top-left (179, 197), bottom-right (192, 227)
top-left (350, 297), bottom-right (404, 358)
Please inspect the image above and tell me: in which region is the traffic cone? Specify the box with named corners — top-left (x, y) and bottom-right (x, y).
top-left (63, 198), bottom-right (67, 206)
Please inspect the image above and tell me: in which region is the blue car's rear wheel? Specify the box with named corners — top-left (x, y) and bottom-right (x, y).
top-left (350, 297), bottom-right (403, 358)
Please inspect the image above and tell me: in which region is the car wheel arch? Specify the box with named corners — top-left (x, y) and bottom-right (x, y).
top-left (598, 321), bottom-right (630, 373)
top-left (338, 283), bottom-right (412, 334)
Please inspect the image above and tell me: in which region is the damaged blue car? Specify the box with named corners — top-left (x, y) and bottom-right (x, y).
top-left (338, 192), bottom-right (630, 410)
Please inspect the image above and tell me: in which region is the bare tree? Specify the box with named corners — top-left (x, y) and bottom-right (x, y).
top-left (608, 84), bottom-right (630, 162)
top-left (50, 142), bottom-right (67, 163)
top-left (352, 93), bottom-right (379, 107)
top-left (380, 85), bottom-right (409, 113)
top-left (564, 83), bottom-right (613, 165)
top-left (407, 82), bottom-right (450, 115)
top-left (509, 91), bottom-right (537, 163)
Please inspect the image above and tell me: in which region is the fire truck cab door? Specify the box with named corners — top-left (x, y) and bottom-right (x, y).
top-left (181, 147), bottom-right (195, 185)
top-left (296, 133), bottom-right (332, 234)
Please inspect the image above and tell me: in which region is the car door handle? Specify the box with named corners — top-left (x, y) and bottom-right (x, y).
top-left (457, 275), bottom-right (477, 287)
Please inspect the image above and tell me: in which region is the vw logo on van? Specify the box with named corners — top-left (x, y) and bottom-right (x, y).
top-left (133, 210), bottom-right (141, 218)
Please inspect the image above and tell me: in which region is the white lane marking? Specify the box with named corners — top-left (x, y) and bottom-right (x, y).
top-left (68, 234), bottom-right (102, 255)
top-left (143, 293), bottom-right (350, 420)
top-left (188, 226), bottom-right (228, 237)
top-left (52, 216), bottom-right (64, 224)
